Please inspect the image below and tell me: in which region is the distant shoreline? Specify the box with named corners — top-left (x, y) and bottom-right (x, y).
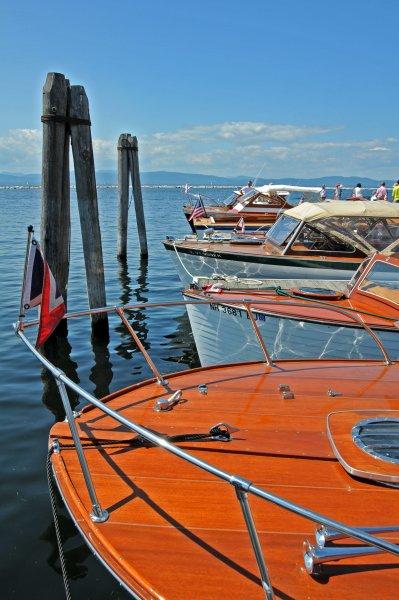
top-left (0, 184), bottom-right (389, 191)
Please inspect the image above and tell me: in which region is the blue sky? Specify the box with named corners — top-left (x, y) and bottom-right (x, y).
top-left (1, 0), bottom-right (398, 178)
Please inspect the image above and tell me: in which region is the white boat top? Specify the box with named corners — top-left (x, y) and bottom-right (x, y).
top-left (231, 184), bottom-right (323, 213)
top-left (255, 184), bottom-right (323, 195)
top-left (234, 183), bottom-right (321, 196)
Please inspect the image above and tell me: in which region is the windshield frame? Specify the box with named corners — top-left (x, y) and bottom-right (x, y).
top-left (266, 214), bottom-right (301, 247)
top-left (356, 259), bottom-right (399, 307)
top-left (230, 189), bottom-right (260, 208)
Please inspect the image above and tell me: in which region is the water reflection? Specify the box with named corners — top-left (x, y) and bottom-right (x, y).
top-left (39, 259), bottom-right (152, 418)
top-left (162, 311), bottom-right (200, 369)
top-left (117, 257), bottom-right (199, 371)
top-left (89, 334), bottom-right (113, 398)
top-left (40, 511), bottom-right (91, 580)
top-left (114, 258), bottom-right (150, 360)
top-left (41, 332), bottom-right (80, 422)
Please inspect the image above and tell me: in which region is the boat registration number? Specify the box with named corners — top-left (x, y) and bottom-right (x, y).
top-left (191, 249), bottom-right (223, 258)
top-left (209, 303), bottom-right (266, 321)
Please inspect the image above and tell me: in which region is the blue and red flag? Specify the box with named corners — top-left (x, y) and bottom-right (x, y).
top-left (21, 234), bottom-right (66, 347)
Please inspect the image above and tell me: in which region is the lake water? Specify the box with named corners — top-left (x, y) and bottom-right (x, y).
top-left (0, 185), bottom-right (231, 599)
top-left (0, 184), bottom-right (382, 598)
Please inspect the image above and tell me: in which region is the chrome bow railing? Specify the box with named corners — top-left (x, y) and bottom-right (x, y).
top-left (14, 299), bottom-right (398, 599)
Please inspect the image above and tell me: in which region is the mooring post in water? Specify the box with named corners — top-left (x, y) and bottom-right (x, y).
top-left (127, 134), bottom-right (148, 257)
top-left (117, 133), bottom-right (130, 259)
top-left (41, 72), bottom-right (70, 308)
top-left (69, 85), bottom-right (109, 338)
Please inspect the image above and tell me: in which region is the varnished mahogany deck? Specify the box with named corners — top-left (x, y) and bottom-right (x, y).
top-left (50, 360), bottom-right (399, 599)
top-left (186, 285), bottom-right (399, 329)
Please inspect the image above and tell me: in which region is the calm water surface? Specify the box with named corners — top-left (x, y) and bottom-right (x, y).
top-left (0, 186), bottom-right (228, 599)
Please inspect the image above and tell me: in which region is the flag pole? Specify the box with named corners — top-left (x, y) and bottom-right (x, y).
top-left (18, 225), bottom-right (34, 329)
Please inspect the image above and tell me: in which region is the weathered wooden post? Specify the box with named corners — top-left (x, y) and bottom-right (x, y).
top-left (41, 72), bottom-right (70, 305)
top-left (117, 133), bottom-right (130, 259)
top-left (69, 85), bottom-right (108, 337)
top-left (128, 135), bottom-right (148, 257)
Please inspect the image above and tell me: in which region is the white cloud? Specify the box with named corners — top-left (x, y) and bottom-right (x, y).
top-left (92, 138), bottom-right (114, 159)
top-left (150, 121), bottom-right (333, 144)
top-left (0, 121), bottom-right (398, 178)
top-left (0, 128), bottom-right (42, 171)
top-left (368, 146), bottom-right (389, 152)
top-left (138, 125), bottom-right (399, 177)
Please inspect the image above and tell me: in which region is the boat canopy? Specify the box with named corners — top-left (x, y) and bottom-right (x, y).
top-left (266, 201), bottom-right (399, 254)
top-left (285, 201), bottom-right (399, 223)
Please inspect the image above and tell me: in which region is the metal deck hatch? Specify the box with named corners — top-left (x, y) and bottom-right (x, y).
top-left (352, 418), bottom-right (399, 465)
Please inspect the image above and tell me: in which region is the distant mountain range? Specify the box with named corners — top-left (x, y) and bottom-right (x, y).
top-left (0, 169), bottom-right (392, 188)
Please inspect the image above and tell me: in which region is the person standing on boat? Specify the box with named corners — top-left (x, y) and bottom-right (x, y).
top-left (320, 185), bottom-right (327, 200)
top-left (375, 182), bottom-right (388, 201)
top-left (333, 183), bottom-right (342, 200)
top-left (240, 180), bottom-right (253, 195)
top-left (352, 183), bottom-right (363, 198)
top-left (393, 180), bottom-right (399, 202)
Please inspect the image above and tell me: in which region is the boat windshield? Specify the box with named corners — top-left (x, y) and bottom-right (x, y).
top-left (266, 214), bottom-right (299, 246)
top-left (358, 261), bottom-right (399, 305)
top-left (223, 192), bottom-right (241, 206)
top-left (319, 216), bottom-right (399, 251)
top-left (252, 192), bottom-right (289, 206)
top-left (237, 189), bottom-right (258, 204)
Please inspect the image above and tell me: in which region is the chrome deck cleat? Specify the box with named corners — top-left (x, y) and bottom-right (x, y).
top-left (154, 389), bottom-right (182, 412)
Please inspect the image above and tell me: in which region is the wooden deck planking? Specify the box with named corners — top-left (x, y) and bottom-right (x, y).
top-left (53, 443), bottom-right (399, 599)
top-left (50, 361), bottom-right (399, 598)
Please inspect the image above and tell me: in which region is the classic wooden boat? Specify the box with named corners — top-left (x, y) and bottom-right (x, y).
top-left (165, 201), bottom-right (399, 285)
top-left (183, 252), bottom-right (399, 366)
top-left (16, 303), bottom-right (399, 599)
top-left (184, 185), bottom-right (321, 232)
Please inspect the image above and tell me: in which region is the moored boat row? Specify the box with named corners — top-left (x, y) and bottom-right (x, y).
top-left (15, 190), bottom-right (399, 598)
top-left (183, 184), bottom-right (321, 232)
top-left (166, 201), bottom-right (399, 285)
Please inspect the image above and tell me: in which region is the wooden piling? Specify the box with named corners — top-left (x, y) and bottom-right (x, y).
top-left (127, 135), bottom-right (148, 257)
top-left (69, 85), bottom-right (108, 337)
top-left (62, 80), bottom-right (71, 271)
top-left (41, 73), bottom-right (70, 304)
top-left (117, 133), bottom-right (130, 258)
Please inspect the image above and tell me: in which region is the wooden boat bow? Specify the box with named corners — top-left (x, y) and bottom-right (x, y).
top-left (16, 302), bottom-right (399, 599)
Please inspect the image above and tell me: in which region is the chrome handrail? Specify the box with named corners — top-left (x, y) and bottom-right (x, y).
top-left (14, 301), bottom-right (399, 598)
top-left (19, 296), bottom-right (393, 364)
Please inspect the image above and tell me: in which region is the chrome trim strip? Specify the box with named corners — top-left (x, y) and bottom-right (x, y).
top-left (18, 296), bottom-right (393, 365)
